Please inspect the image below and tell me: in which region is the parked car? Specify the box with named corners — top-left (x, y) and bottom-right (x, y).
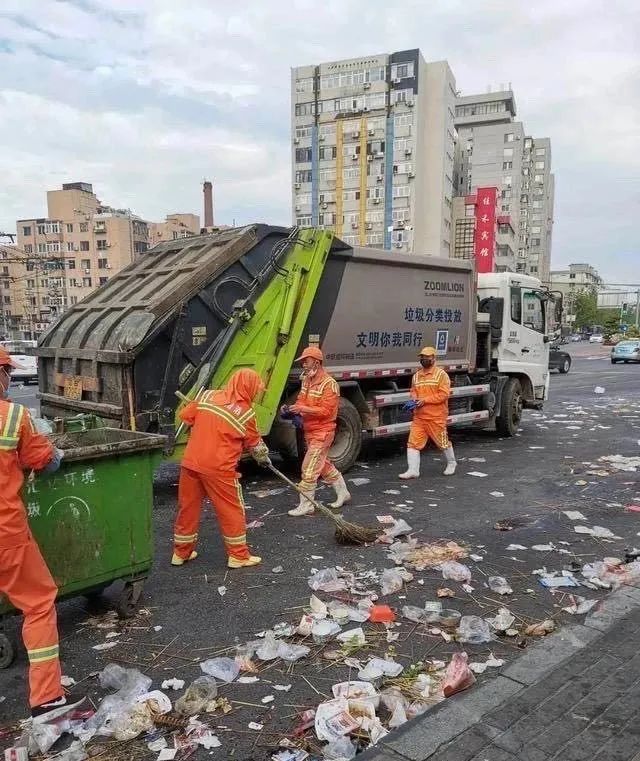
top-left (589, 333), bottom-right (604, 344)
top-left (2, 340), bottom-right (38, 383)
top-left (611, 340), bottom-right (640, 364)
top-left (569, 334), bottom-right (582, 342)
top-left (549, 345), bottom-right (572, 374)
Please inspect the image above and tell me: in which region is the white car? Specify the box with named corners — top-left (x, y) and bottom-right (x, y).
top-left (589, 334), bottom-right (604, 344)
top-left (2, 340), bottom-right (38, 383)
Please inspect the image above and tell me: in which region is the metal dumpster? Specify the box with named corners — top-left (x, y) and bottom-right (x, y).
top-left (0, 425), bottom-right (165, 668)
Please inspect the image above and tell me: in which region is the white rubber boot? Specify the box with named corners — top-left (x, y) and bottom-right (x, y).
top-left (329, 475), bottom-right (351, 509)
top-left (443, 446), bottom-right (457, 476)
top-left (288, 487), bottom-right (316, 516)
top-left (399, 448), bottom-right (420, 479)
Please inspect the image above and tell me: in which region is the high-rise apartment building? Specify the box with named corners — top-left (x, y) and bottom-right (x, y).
top-left (550, 263), bottom-right (603, 324)
top-left (291, 51), bottom-right (456, 256)
top-left (454, 90), bottom-right (554, 282)
top-left (8, 182), bottom-right (150, 339)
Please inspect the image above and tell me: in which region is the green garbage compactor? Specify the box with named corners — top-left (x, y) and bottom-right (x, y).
top-left (0, 426), bottom-right (166, 668)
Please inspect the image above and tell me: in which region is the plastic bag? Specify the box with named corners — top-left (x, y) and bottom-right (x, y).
top-left (367, 657), bottom-right (403, 677)
top-left (322, 736), bottom-right (357, 759)
top-left (98, 663), bottom-right (152, 699)
top-left (199, 656), bottom-right (240, 683)
top-left (457, 616), bottom-right (492, 644)
top-left (402, 605), bottom-right (427, 623)
top-left (439, 561), bottom-right (472, 582)
top-left (486, 607), bottom-right (515, 632)
top-left (110, 702), bottom-right (155, 741)
top-left (256, 632), bottom-right (280, 660)
top-left (175, 676), bottom-right (218, 716)
top-left (388, 702), bottom-right (408, 728)
top-left (488, 576), bottom-right (513, 595)
top-left (277, 641), bottom-right (310, 662)
top-left (309, 568), bottom-right (346, 592)
top-left (442, 652), bottom-right (476, 697)
top-left (380, 568), bottom-right (404, 595)
top-left (369, 604), bottom-right (395, 623)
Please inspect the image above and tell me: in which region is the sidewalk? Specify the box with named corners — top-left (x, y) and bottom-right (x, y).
top-left (362, 585), bottom-right (640, 761)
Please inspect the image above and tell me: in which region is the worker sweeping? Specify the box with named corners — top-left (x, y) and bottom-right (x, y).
top-left (0, 348), bottom-right (85, 719)
top-left (284, 347), bottom-right (351, 516)
top-left (399, 346), bottom-right (457, 479)
top-left (172, 368), bottom-right (271, 569)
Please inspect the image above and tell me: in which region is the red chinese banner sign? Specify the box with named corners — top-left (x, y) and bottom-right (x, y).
top-left (474, 187), bottom-right (497, 274)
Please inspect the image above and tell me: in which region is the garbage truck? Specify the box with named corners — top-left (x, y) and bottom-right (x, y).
top-left (35, 224), bottom-right (561, 472)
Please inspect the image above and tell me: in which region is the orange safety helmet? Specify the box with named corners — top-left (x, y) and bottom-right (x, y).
top-left (295, 346), bottom-right (324, 363)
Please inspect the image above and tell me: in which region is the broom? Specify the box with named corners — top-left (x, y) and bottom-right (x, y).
top-left (266, 463), bottom-right (381, 546)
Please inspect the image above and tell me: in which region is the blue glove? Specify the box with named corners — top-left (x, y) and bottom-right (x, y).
top-left (402, 400), bottom-right (419, 412)
top-left (292, 413), bottom-right (304, 429)
top-left (41, 447), bottom-right (64, 474)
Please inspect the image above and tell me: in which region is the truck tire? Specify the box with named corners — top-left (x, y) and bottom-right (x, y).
top-left (496, 378), bottom-right (523, 437)
top-left (329, 398), bottom-right (362, 473)
top-left (559, 358), bottom-right (571, 374)
top-left (268, 418), bottom-right (299, 463)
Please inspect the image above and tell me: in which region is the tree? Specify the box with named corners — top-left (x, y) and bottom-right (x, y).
top-left (573, 292), bottom-right (598, 328)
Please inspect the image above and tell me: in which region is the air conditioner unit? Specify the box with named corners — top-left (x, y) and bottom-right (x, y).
top-left (373, 198), bottom-right (381, 205)
top-left (368, 129), bottom-right (375, 136)
top-left (352, 131), bottom-right (360, 138)
top-left (365, 223), bottom-right (373, 230)
top-left (321, 202), bottom-right (328, 209)
top-left (392, 77), bottom-right (401, 84)
top-left (398, 221), bottom-right (405, 228)
top-left (404, 148), bottom-right (412, 156)
top-left (363, 82), bottom-right (371, 89)
top-left (376, 175), bottom-right (383, 183)
top-left (362, 106), bottom-right (369, 112)
top-left (294, 137), bottom-right (300, 144)
top-left (319, 134), bottom-right (325, 141)
top-left (295, 205), bottom-right (301, 212)
top-left (351, 153), bottom-right (358, 160)
top-left (395, 242), bottom-right (403, 248)
top-left (375, 151), bottom-right (383, 158)
top-left (406, 100), bottom-right (414, 107)
top-left (295, 182), bottom-right (301, 189)
top-left (367, 155), bottom-right (373, 162)
top-left (408, 171), bottom-right (415, 179)
top-left (84, 268), bottom-right (91, 274)
top-left (351, 222), bottom-right (358, 229)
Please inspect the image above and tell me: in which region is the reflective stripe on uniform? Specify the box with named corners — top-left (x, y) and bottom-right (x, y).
top-left (27, 644), bottom-right (59, 664)
top-left (0, 403), bottom-right (24, 451)
top-left (223, 534), bottom-right (247, 546)
top-left (197, 403), bottom-right (246, 435)
top-left (174, 532), bottom-right (198, 544)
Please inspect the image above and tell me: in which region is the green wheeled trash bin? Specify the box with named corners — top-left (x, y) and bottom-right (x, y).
top-left (0, 426), bottom-right (166, 668)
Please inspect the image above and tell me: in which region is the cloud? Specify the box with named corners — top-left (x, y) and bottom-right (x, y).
top-left (0, 0), bottom-right (638, 281)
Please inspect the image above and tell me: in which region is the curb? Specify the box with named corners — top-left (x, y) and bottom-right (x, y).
top-left (359, 585), bottom-right (640, 761)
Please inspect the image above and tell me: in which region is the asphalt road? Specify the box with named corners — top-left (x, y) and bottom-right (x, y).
top-left (1, 345), bottom-right (640, 760)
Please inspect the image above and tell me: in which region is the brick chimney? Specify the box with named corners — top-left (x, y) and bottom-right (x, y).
top-left (203, 180), bottom-right (214, 228)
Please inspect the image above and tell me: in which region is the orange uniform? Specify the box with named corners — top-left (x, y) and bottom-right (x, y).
top-left (0, 400), bottom-right (62, 708)
top-left (173, 370), bottom-right (265, 562)
top-left (407, 365), bottom-right (451, 451)
top-left (294, 368), bottom-right (341, 490)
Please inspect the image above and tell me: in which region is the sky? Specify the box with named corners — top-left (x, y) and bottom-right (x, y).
top-left (0, 0), bottom-right (638, 282)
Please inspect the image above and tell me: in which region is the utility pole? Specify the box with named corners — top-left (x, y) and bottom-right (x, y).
top-left (635, 289), bottom-right (640, 329)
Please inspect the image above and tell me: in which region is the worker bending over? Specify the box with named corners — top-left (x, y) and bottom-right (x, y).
top-left (0, 348), bottom-right (84, 719)
top-left (285, 347), bottom-right (351, 516)
top-left (172, 368), bottom-right (271, 569)
top-left (399, 346), bottom-right (457, 479)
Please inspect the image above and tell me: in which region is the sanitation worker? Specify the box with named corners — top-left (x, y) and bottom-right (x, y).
top-left (172, 368), bottom-right (271, 569)
top-left (399, 346), bottom-right (457, 479)
top-left (285, 347), bottom-right (351, 516)
top-left (0, 348), bottom-right (85, 720)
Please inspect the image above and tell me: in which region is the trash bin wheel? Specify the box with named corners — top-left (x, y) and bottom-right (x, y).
top-left (116, 580), bottom-right (144, 619)
top-left (0, 632), bottom-right (16, 669)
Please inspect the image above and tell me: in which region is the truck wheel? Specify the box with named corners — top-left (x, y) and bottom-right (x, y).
top-left (496, 378), bottom-right (523, 437)
top-left (329, 398), bottom-right (362, 473)
top-left (268, 419), bottom-right (298, 463)
top-left (117, 581), bottom-right (144, 619)
top-left (0, 632), bottom-right (15, 669)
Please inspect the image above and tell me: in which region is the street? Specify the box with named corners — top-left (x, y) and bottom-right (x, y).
top-left (2, 344), bottom-right (640, 760)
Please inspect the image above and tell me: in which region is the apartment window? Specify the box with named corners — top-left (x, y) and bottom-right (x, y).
top-left (524, 138), bottom-right (533, 149)
top-left (343, 167), bottom-right (360, 180)
top-left (295, 77), bottom-right (314, 93)
top-left (503, 148), bottom-right (514, 157)
top-left (501, 204), bottom-right (511, 212)
top-left (68, 278), bottom-right (79, 287)
top-left (367, 187), bottom-right (384, 200)
top-left (535, 147), bottom-right (546, 156)
top-left (82, 277), bottom-right (92, 287)
top-left (23, 244), bottom-right (33, 254)
top-left (318, 146), bottom-right (337, 160)
top-left (80, 240), bottom-right (90, 251)
top-left (318, 212), bottom-right (336, 226)
top-left (393, 162), bottom-right (413, 175)
top-left (70, 296), bottom-right (78, 305)
top-left (502, 161), bottom-right (513, 170)
top-left (318, 192), bottom-right (335, 203)
top-left (22, 225), bottom-right (33, 237)
top-left (365, 211), bottom-right (384, 223)
top-left (295, 125), bottom-right (312, 140)
top-left (342, 190), bottom-right (361, 202)
top-left (294, 101), bottom-right (318, 117)
top-left (98, 258), bottom-right (109, 269)
top-left (503, 175), bottom-right (512, 187)
top-left (394, 113), bottom-right (414, 128)
top-left (532, 201), bottom-right (543, 209)
top-left (366, 233), bottom-right (384, 246)
top-left (529, 266), bottom-right (539, 274)
top-left (393, 185), bottom-right (411, 198)
top-left (531, 226), bottom-right (542, 234)
top-left (318, 168), bottom-right (336, 182)
top-left (37, 222), bottom-right (60, 235)
top-left (99, 277), bottom-right (109, 285)
top-left (318, 123), bottom-right (336, 137)
top-left (25, 279), bottom-right (35, 289)
top-left (391, 62), bottom-right (415, 80)
top-left (47, 242), bottom-right (60, 253)
top-left (96, 239), bottom-right (108, 251)
top-left (79, 222), bottom-right (88, 232)
top-left (66, 223), bottom-right (73, 233)
top-left (296, 216), bottom-right (313, 227)
top-left (37, 243), bottom-right (47, 253)
top-left (3, 296), bottom-right (10, 305)
top-left (1, 267), bottom-right (8, 277)
top-left (295, 147), bottom-right (312, 163)
top-left (66, 259), bottom-right (76, 270)
top-left (294, 170), bottom-right (312, 184)
top-left (81, 259), bottom-right (91, 269)
top-left (531, 238), bottom-right (541, 246)
top-left (295, 193), bottom-right (311, 207)
top-left (504, 133), bottom-right (514, 143)
top-left (392, 89), bottom-right (413, 105)
top-left (535, 161), bottom-right (545, 169)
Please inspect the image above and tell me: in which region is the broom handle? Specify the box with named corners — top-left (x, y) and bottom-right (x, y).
top-left (266, 463), bottom-right (341, 524)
